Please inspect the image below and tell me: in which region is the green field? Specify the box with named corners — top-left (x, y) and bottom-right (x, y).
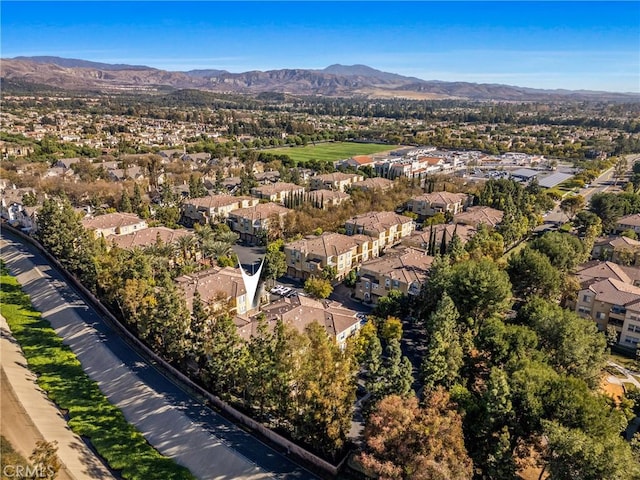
top-left (260, 142), bottom-right (401, 163)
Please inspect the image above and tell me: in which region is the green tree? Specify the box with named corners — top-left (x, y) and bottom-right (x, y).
top-left (263, 239), bottom-right (287, 282)
top-left (370, 338), bottom-right (414, 405)
top-left (542, 420), bottom-right (640, 480)
top-left (118, 188), bottom-right (132, 213)
top-left (529, 231), bottom-right (586, 272)
top-left (560, 195), bottom-right (586, 220)
top-left (448, 258), bottom-right (512, 328)
top-left (36, 197), bottom-right (97, 288)
top-left (304, 276), bottom-right (333, 299)
top-left (188, 173), bottom-right (207, 198)
top-left (507, 247), bottom-right (562, 300)
top-left (516, 297), bottom-right (606, 387)
top-left (421, 293), bottom-right (463, 390)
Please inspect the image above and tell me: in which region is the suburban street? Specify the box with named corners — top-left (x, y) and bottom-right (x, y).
top-left (0, 231), bottom-right (318, 480)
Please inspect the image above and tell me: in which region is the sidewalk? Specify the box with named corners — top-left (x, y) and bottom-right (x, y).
top-left (1, 315), bottom-right (115, 480)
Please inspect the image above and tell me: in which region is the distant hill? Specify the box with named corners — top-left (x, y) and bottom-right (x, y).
top-left (2, 56), bottom-right (639, 102)
top-left (11, 56), bottom-right (152, 71)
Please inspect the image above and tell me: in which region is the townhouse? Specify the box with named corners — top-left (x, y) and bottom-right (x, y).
top-left (81, 212), bottom-right (147, 238)
top-left (407, 192), bottom-right (471, 219)
top-left (355, 247), bottom-right (434, 304)
top-left (237, 295), bottom-right (363, 349)
top-left (350, 177), bottom-right (395, 192)
top-left (309, 172), bottom-right (364, 192)
top-left (176, 266), bottom-right (253, 316)
top-left (182, 195), bottom-right (259, 225)
top-left (284, 232), bottom-right (379, 281)
top-left (402, 223), bottom-right (476, 250)
top-left (453, 206), bottom-right (504, 229)
top-left (616, 214), bottom-right (640, 235)
top-left (227, 203), bottom-right (291, 244)
top-left (250, 182), bottom-right (305, 204)
top-left (108, 226), bottom-right (194, 251)
top-left (592, 236), bottom-right (640, 266)
top-left (344, 211), bottom-right (415, 249)
top-left (306, 189), bottom-right (351, 209)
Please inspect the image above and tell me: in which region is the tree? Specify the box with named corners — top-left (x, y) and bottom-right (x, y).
top-left (36, 197), bottom-right (97, 288)
top-left (358, 391), bottom-right (473, 480)
top-left (465, 223), bottom-right (505, 260)
top-left (516, 297), bottom-right (606, 388)
top-left (29, 440), bottom-right (61, 480)
top-left (263, 239), bottom-right (286, 281)
top-left (118, 188), bottom-right (132, 213)
top-left (188, 173), bottom-right (208, 198)
top-left (304, 276), bottom-right (333, 299)
top-left (542, 420), bottom-right (640, 480)
top-left (421, 293), bottom-right (463, 390)
top-left (560, 195), bottom-right (586, 220)
top-left (507, 247), bottom-right (562, 300)
top-left (529, 231), bottom-right (586, 272)
top-left (294, 322), bottom-right (357, 460)
top-left (448, 258), bottom-right (512, 328)
top-left (369, 338), bottom-right (414, 406)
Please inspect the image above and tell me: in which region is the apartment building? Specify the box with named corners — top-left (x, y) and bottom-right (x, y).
top-left (182, 194), bottom-right (258, 225)
top-left (615, 214), bottom-right (640, 235)
top-left (309, 172), bottom-right (364, 192)
top-left (237, 295), bottom-right (363, 349)
top-left (593, 236), bottom-right (640, 266)
top-left (453, 206), bottom-right (504, 228)
top-left (227, 203), bottom-right (291, 244)
top-left (176, 266), bottom-right (253, 316)
top-left (407, 192), bottom-right (471, 218)
top-left (344, 211), bottom-right (415, 249)
top-left (109, 226), bottom-right (194, 251)
top-left (81, 212), bottom-right (147, 238)
top-left (351, 177), bottom-right (395, 192)
top-left (284, 232), bottom-right (379, 280)
top-left (402, 223), bottom-right (476, 250)
top-left (307, 189), bottom-right (351, 209)
top-left (250, 182), bottom-right (305, 204)
top-left (355, 247), bottom-right (433, 304)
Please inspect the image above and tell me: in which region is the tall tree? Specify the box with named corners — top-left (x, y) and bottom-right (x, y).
top-left (507, 247), bottom-right (562, 300)
top-left (421, 293), bottom-right (464, 390)
top-left (358, 391), bottom-right (473, 480)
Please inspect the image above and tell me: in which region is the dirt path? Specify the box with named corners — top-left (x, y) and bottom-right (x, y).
top-left (1, 369), bottom-right (74, 480)
top-left (1, 316), bottom-right (115, 480)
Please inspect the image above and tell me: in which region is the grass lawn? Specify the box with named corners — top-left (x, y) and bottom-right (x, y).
top-left (0, 263), bottom-right (195, 480)
top-left (609, 351), bottom-right (639, 371)
top-left (260, 141), bottom-right (401, 164)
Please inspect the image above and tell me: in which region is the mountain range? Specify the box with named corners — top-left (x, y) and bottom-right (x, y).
top-left (2, 56), bottom-right (639, 102)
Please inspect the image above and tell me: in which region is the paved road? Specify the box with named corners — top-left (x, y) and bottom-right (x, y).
top-left (0, 232), bottom-right (317, 480)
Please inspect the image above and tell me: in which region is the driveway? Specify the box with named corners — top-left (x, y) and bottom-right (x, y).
top-left (0, 232), bottom-right (317, 480)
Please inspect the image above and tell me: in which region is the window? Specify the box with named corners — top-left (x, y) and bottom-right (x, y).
top-left (582, 295), bottom-right (591, 303)
top-left (385, 278), bottom-right (391, 288)
top-left (628, 324), bottom-right (640, 333)
top-left (596, 312), bottom-right (606, 320)
top-left (393, 279), bottom-right (400, 288)
top-left (624, 335), bottom-right (640, 346)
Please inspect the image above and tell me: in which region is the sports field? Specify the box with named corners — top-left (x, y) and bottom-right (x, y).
top-left (260, 142), bottom-right (401, 163)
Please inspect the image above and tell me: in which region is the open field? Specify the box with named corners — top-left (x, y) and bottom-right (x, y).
top-left (260, 142), bottom-right (401, 164)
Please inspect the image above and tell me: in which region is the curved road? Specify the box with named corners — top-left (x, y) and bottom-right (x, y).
top-left (0, 232), bottom-right (317, 480)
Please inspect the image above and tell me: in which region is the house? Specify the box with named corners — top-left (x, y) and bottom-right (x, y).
top-left (307, 190), bottom-right (351, 209)
top-left (238, 295), bottom-right (363, 348)
top-left (355, 247), bottom-right (434, 304)
top-left (284, 232), bottom-right (379, 281)
top-left (574, 260), bottom-right (640, 287)
top-left (592, 236), bottom-right (640, 266)
top-left (182, 195), bottom-right (259, 225)
top-left (616, 214), bottom-right (640, 235)
top-left (454, 206), bottom-right (504, 228)
top-left (182, 152), bottom-right (211, 163)
top-left (251, 182), bottom-right (305, 204)
top-left (575, 277), bottom-right (640, 348)
top-left (255, 170), bottom-right (281, 184)
top-left (176, 266), bottom-right (253, 316)
top-left (53, 157), bottom-right (82, 169)
top-left (344, 211), bottom-right (415, 249)
top-left (309, 172), bottom-right (364, 192)
top-left (0, 199), bottom-right (38, 232)
top-left (350, 177), bottom-right (394, 192)
top-left (402, 223), bottom-right (476, 251)
top-left (108, 226), bottom-right (194, 251)
top-left (407, 192), bottom-right (471, 218)
top-left (81, 212), bottom-right (147, 238)
top-left (107, 166), bottom-right (144, 182)
top-left (227, 203), bottom-right (291, 244)
top-left (341, 155), bottom-right (375, 170)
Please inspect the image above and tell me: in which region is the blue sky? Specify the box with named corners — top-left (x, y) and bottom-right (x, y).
top-left (2, 1), bottom-right (639, 92)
